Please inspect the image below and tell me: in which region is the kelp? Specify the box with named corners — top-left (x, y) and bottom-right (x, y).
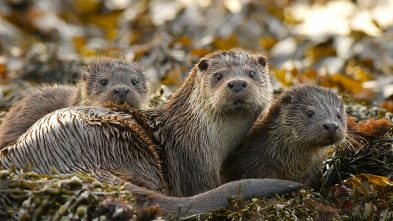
top-left (0, 168), bottom-right (138, 220)
top-left (328, 174), bottom-right (393, 220)
top-left (202, 189), bottom-right (338, 221)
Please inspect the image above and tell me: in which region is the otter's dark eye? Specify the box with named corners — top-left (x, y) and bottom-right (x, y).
top-left (101, 80), bottom-right (108, 86)
top-left (337, 114), bottom-right (341, 120)
top-left (131, 80), bottom-right (137, 86)
top-left (249, 71), bottom-right (255, 78)
top-left (307, 110), bottom-right (314, 118)
top-left (215, 74), bottom-right (222, 81)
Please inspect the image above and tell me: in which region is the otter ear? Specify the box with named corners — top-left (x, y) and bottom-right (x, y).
top-left (339, 96), bottom-right (345, 108)
top-left (338, 96), bottom-right (344, 103)
top-left (256, 55), bottom-right (267, 67)
top-left (198, 58), bottom-right (209, 71)
top-left (281, 94), bottom-right (292, 104)
top-left (81, 72), bottom-right (88, 81)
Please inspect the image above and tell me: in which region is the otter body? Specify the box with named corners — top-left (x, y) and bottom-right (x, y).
top-left (0, 106), bottom-right (302, 215)
top-left (0, 50), bottom-right (300, 216)
top-left (0, 58), bottom-right (149, 148)
top-left (222, 85), bottom-right (347, 187)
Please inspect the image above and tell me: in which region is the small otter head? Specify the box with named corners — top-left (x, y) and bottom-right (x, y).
top-left (80, 58), bottom-right (149, 109)
top-left (192, 49), bottom-right (272, 116)
top-left (276, 85), bottom-right (347, 148)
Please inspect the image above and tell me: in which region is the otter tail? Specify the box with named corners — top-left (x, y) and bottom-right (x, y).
top-left (124, 178), bottom-right (304, 217)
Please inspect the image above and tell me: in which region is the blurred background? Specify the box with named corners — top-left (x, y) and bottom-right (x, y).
top-left (0, 0), bottom-right (393, 112)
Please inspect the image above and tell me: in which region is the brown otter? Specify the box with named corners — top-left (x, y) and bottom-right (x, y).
top-left (0, 58), bottom-right (149, 148)
top-left (221, 85), bottom-right (347, 187)
top-left (0, 49), bottom-right (302, 216)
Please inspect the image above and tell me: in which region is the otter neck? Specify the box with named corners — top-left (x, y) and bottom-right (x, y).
top-left (145, 71), bottom-right (258, 197)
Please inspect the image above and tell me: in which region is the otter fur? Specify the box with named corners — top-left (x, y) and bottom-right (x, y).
top-left (0, 50), bottom-right (303, 215)
top-left (221, 85), bottom-right (347, 187)
top-left (0, 58), bottom-right (149, 148)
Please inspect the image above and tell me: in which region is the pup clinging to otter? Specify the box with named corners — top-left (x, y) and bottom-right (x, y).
top-left (222, 84), bottom-right (347, 187)
top-left (0, 58), bottom-right (150, 148)
top-left (0, 49), bottom-right (303, 216)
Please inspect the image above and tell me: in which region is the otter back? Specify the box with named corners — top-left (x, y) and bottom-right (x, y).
top-left (0, 85), bottom-right (75, 148)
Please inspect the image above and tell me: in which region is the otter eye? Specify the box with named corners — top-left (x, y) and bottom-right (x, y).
top-left (101, 80), bottom-right (108, 86)
top-left (131, 80), bottom-right (137, 86)
top-left (337, 113), bottom-right (341, 120)
top-left (215, 74), bottom-right (222, 81)
top-left (249, 71), bottom-right (255, 78)
top-left (307, 110), bottom-right (314, 118)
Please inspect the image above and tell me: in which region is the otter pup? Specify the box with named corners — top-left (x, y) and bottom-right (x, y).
top-left (0, 58), bottom-right (149, 148)
top-left (221, 85), bottom-right (347, 187)
top-left (0, 50), bottom-right (300, 216)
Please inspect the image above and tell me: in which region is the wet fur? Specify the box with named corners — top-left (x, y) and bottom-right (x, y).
top-left (0, 58), bottom-right (149, 149)
top-left (0, 85), bottom-right (75, 148)
top-left (147, 49), bottom-right (273, 196)
top-left (222, 85), bottom-right (347, 187)
top-left (0, 50), bottom-right (303, 216)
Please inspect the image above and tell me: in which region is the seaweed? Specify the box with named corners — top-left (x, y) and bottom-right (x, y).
top-left (201, 189), bottom-right (339, 221)
top-left (0, 168), bottom-right (139, 220)
top-left (328, 174), bottom-right (393, 220)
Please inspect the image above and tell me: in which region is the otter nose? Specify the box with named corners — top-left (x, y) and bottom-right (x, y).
top-left (227, 80), bottom-right (248, 93)
top-left (323, 123), bottom-right (339, 131)
top-left (114, 88), bottom-right (130, 96)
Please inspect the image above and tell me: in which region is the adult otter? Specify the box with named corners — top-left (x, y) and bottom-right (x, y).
top-left (0, 49), bottom-right (301, 216)
top-left (0, 58), bottom-right (149, 148)
top-left (221, 85), bottom-right (347, 187)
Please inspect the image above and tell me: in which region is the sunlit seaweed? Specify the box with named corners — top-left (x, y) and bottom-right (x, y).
top-left (0, 168), bottom-right (138, 220)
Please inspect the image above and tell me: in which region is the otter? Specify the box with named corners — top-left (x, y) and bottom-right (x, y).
top-left (0, 49), bottom-right (301, 216)
top-left (221, 85), bottom-right (347, 187)
top-left (0, 58), bottom-right (149, 148)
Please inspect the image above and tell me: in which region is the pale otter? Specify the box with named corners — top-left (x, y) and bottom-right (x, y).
top-left (0, 58), bottom-right (149, 148)
top-left (0, 49), bottom-right (299, 216)
top-left (221, 85), bottom-right (347, 187)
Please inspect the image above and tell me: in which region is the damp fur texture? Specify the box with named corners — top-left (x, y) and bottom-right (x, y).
top-left (222, 84), bottom-right (347, 187)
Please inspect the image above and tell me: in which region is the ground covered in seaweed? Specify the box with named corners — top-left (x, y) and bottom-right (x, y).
top-left (0, 169), bottom-right (138, 220)
top-left (1, 0), bottom-right (393, 220)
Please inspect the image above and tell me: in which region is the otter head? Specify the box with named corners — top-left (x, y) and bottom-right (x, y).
top-left (81, 58), bottom-right (149, 109)
top-left (192, 49), bottom-right (272, 116)
top-left (276, 85), bottom-right (347, 148)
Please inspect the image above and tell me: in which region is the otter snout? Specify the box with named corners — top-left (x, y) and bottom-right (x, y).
top-left (217, 78), bottom-right (260, 112)
top-left (320, 121), bottom-right (345, 145)
top-left (113, 87), bottom-right (130, 96)
top-left (227, 80), bottom-right (248, 93)
top-left (102, 86), bottom-right (139, 106)
top-left (323, 123), bottom-right (339, 132)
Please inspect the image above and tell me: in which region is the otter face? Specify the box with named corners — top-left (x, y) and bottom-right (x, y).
top-left (280, 85), bottom-right (347, 148)
top-left (82, 58), bottom-right (149, 108)
top-left (195, 50), bottom-right (272, 115)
